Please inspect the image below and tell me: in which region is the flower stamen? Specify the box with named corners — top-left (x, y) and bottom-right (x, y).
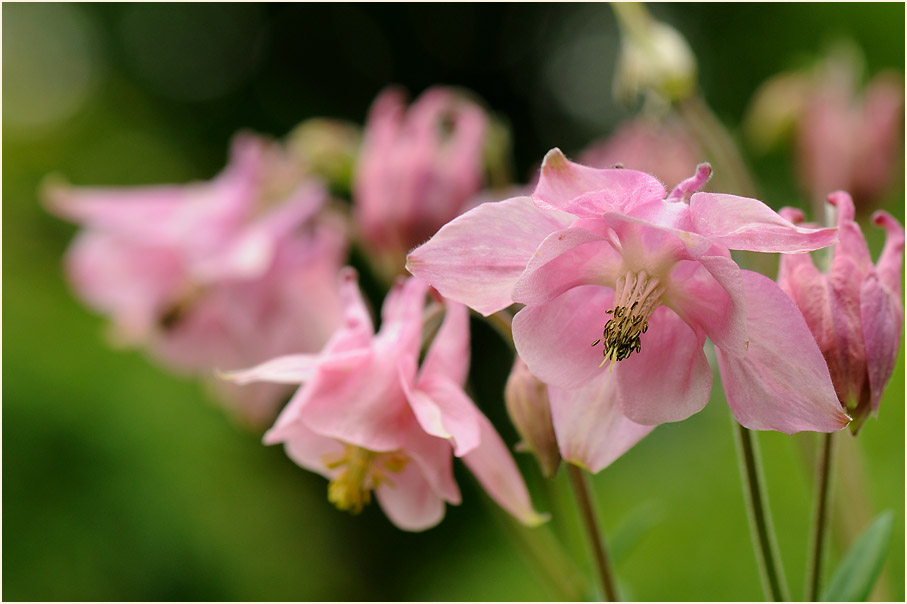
top-left (593, 270), bottom-right (663, 366)
top-left (324, 445), bottom-right (409, 514)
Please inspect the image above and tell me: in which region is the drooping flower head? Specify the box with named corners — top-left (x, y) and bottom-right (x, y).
top-left (222, 269), bottom-right (545, 531)
top-left (745, 43), bottom-right (904, 213)
top-left (579, 116), bottom-right (701, 190)
top-left (44, 133), bottom-right (348, 425)
top-left (354, 86), bottom-right (488, 281)
top-left (778, 192), bottom-right (904, 433)
top-left (408, 150), bottom-right (850, 470)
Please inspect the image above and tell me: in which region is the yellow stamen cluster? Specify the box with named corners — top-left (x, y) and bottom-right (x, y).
top-left (324, 446), bottom-right (409, 514)
top-left (592, 270), bottom-right (664, 367)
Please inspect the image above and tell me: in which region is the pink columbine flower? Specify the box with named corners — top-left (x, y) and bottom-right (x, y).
top-left (408, 150), bottom-right (851, 469)
top-left (578, 117), bottom-right (701, 190)
top-left (45, 133), bottom-right (348, 425)
top-left (354, 86), bottom-right (488, 281)
top-left (778, 192), bottom-right (904, 433)
top-left (222, 269), bottom-right (545, 531)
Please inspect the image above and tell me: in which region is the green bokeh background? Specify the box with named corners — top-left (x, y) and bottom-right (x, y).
top-left (3, 3), bottom-right (904, 601)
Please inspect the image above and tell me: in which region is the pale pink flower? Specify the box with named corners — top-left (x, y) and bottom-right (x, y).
top-left (579, 117), bottom-right (701, 190)
top-left (778, 192), bottom-right (904, 433)
top-left (354, 86), bottom-right (487, 280)
top-left (408, 150), bottom-right (850, 469)
top-left (223, 270), bottom-right (545, 531)
top-left (45, 133), bottom-right (348, 425)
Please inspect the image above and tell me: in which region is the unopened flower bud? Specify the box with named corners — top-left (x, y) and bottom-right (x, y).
top-left (612, 2), bottom-right (697, 104)
top-left (505, 357), bottom-right (561, 477)
top-left (286, 118), bottom-right (361, 193)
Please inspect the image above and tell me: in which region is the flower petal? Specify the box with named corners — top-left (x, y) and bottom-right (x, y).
top-left (690, 192), bottom-right (837, 252)
top-left (665, 163), bottom-right (711, 203)
top-left (860, 276), bottom-right (903, 414)
top-left (548, 373), bottom-right (654, 473)
top-left (872, 210), bottom-right (905, 295)
top-left (715, 270), bottom-right (850, 433)
top-left (420, 300), bottom-right (470, 387)
top-left (460, 411), bottom-right (548, 526)
top-left (614, 307), bottom-right (713, 425)
top-left (664, 254), bottom-right (749, 358)
top-left (512, 228), bottom-right (622, 306)
top-left (533, 148), bottom-right (667, 218)
top-left (281, 424), bottom-right (346, 479)
top-left (512, 285), bottom-right (615, 390)
top-left (406, 196), bottom-right (573, 316)
top-left (375, 455), bottom-right (447, 532)
top-left (404, 371), bottom-right (482, 457)
top-left (218, 353), bottom-right (323, 385)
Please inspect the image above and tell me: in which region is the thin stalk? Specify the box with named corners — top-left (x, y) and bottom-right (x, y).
top-left (734, 422), bottom-right (789, 601)
top-left (566, 464), bottom-right (620, 601)
top-left (806, 432), bottom-right (835, 601)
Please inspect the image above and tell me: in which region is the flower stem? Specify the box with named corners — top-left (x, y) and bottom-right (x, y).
top-left (566, 464), bottom-right (620, 601)
top-left (805, 432), bottom-right (834, 601)
top-left (733, 422), bottom-right (789, 601)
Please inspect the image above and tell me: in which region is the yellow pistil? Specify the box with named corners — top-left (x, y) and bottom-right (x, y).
top-left (592, 270), bottom-right (664, 367)
top-left (324, 445), bottom-right (409, 514)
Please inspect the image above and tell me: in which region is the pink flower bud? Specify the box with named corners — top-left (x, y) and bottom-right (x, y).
top-left (505, 357), bottom-right (561, 478)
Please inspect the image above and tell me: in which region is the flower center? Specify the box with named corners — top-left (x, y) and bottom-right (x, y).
top-left (592, 270), bottom-right (664, 366)
top-left (324, 445), bottom-right (409, 514)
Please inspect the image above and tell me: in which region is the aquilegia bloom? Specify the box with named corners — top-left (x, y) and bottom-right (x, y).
top-left (408, 150), bottom-right (850, 469)
top-left (354, 86), bottom-right (488, 280)
top-left (45, 133), bottom-right (348, 424)
top-left (779, 192), bottom-right (904, 433)
top-left (222, 269), bottom-right (544, 531)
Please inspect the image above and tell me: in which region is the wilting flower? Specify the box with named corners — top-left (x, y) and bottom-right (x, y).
top-left (408, 150), bottom-right (850, 469)
top-left (44, 133), bottom-right (348, 425)
top-left (223, 270), bottom-right (545, 531)
top-left (778, 192), bottom-right (904, 433)
top-left (745, 45), bottom-right (904, 212)
top-left (579, 117), bottom-right (701, 189)
top-left (354, 86), bottom-right (488, 281)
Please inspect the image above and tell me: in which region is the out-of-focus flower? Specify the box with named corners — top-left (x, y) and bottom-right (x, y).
top-left (745, 45), bottom-right (904, 212)
top-left (612, 2), bottom-right (697, 105)
top-left (44, 133), bottom-right (348, 425)
top-left (286, 118), bottom-right (361, 193)
top-left (354, 86), bottom-right (488, 282)
top-left (779, 192), bottom-right (904, 434)
top-left (409, 150), bottom-right (851, 446)
top-left (223, 270), bottom-right (545, 531)
top-left (579, 117), bottom-right (701, 189)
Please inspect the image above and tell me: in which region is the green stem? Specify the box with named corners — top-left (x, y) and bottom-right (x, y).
top-left (566, 464), bottom-right (620, 601)
top-left (806, 432), bottom-right (835, 601)
top-left (734, 422), bottom-right (789, 601)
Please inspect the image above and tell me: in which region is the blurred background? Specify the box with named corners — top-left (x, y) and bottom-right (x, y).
top-left (3, 3), bottom-right (904, 601)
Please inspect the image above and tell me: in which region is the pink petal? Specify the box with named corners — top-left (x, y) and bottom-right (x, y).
top-left (281, 425), bottom-right (346, 479)
top-left (548, 373), bottom-right (654, 473)
top-left (511, 228), bottom-right (623, 306)
top-left (376, 276), bottom-right (430, 356)
top-left (419, 300), bottom-right (471, 387)
top-left (533, 148), bottom-right (666, 218)
top-left (827, 191), bottom-right (873, 272)
top-left (403, 371), bottom-right (482, 457)
top-left (614, 307), bottom-right (713, 425)
top-left (872, 210), bottom-right (905, 295)
top-left (664, 254), bottom-right (749, 358)
top-left (512, 285), bottom-right (615, 390)
top-left (460, 412), bottom-right (548, 526)
top-left (860, 276), bottom-right (903, 414)
top-left (715, 270), bottom-right (851, 433)
top-left (218, 353), bottom-right (323, 385)
top-left (689, 192), bottom-right (837, 252)
top-left (602, 211), bottom-right (714, 266)
top-left (406, 196), bottom-right (573, 316)
top-left (665, 163), bottom-right (711, 203)
top-left (401, 417), bottom-right (461, 505)
top-left (374, 457), bottom-right (447, 532)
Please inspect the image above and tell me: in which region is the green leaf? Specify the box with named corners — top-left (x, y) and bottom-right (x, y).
top-left (822, 510), bottom-right (894, 601)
